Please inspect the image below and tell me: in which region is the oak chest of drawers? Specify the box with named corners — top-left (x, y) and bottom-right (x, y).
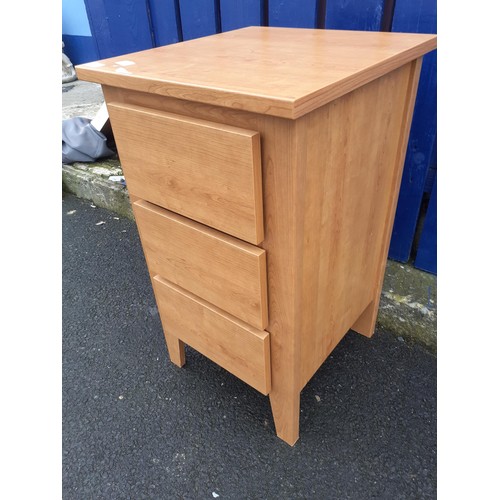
top-left (77, 27), bottom-right (436, 445)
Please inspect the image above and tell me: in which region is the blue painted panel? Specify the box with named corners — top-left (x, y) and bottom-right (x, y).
top-left (220, 0), bottom-right (263, 32)
top-left (149, 0), bottom-right (182, 46)
top-left (325, 0), bottom-right (384, 31)
top-left (269, 0), bottom-right (317, 28)
top-left (84, 0), bottom-right (154, 59)
top-left (388, 0), bottom-right (437, 262)
top-left (63, 0), bottom-right (92, 36)
top-left (178, 0), bottom-right (219, 40)
top-left (424, 134), bottom-right (437, 194)
top-left (414, 177), bottom-right (437, 274)
top-left (392, 0), bottom-right (437, 33)
top-left (63, 34), bottom-right (99, 64)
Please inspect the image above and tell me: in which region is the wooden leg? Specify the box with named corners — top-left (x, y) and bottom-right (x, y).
top-left (351, 299), bottom-right (378, 338)
top-left (164, 333), bottom-right (186, 368)
top-left (149, 269), bottom-right (186, 368)
top-left (269, 390), bottom-right (300, 446)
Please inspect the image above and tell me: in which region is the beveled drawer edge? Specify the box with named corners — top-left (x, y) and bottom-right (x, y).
top-left (154, 275), bottom-right (269, 339)
top-left (135, 199), bottom-right (266, 258)
top-left (108, 101), bottom-right (263, 138)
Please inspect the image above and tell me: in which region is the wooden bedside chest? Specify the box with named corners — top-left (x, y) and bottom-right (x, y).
top-left (76, 27), bottom-right (437, 445)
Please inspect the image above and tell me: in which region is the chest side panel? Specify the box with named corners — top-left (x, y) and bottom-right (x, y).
top-left (298, 62), bottom-right (415, 387)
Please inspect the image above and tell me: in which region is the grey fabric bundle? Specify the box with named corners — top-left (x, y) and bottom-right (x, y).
top-left (62, 116), bottom-right (114, 163)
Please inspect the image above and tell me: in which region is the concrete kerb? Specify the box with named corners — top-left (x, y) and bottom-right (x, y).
top-left (62, 81), bottom-right (437, 354)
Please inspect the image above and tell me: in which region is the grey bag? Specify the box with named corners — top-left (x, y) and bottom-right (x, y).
top-left (62, 116), bottom-right (114, 163)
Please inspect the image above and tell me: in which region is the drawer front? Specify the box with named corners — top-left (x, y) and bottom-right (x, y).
top-left (107, 102), bottom-right (264, 244)
top-left (134, 200), bottom-right (268, 330)
top-left (153, 276), bottom-right (271, 395)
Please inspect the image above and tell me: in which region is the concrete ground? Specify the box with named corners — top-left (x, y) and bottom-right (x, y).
top-left (62, 80), bottom-right (104, 119)
top-left (62, 193), bottom-right (436, 499)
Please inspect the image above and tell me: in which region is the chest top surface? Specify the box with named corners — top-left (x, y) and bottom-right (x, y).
top-left (76, 26), bottom-right (436, 119)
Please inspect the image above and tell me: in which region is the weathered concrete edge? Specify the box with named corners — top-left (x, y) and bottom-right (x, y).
top-left (377, 260), bottom-right (436, 354)
top-left (62, 160), bottom-right (134, 220)
top-left (62, 161), bottom-right (437, 355)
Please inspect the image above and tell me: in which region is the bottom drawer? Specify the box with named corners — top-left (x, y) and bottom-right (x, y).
top-left (152, 275), bottom-right (271, 395)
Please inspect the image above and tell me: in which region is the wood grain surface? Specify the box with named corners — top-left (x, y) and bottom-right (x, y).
top-left (107, 102), bottom-right (264, 244)
top-left (296, 61), bottom-right (420, 388)
top-left (351, 58), bottom-right (423, 338)
top-left (153, 276), bottom-right (271, 395)
top-left (133, 199), bottom-right (268, 330)
top-left (77, 27), bottom-right (436, 118)
top-left (96, 33), bottom-right (434, 444)
top-left (103, 85), bottom-right (303, 444)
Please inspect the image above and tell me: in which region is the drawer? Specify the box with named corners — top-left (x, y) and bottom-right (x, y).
top-left (107, 102), bottom-right (264, 244)
top-left (153, 276), bottom-right (271, 395)
top-left (134, 199), bottom-right (268, 330)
